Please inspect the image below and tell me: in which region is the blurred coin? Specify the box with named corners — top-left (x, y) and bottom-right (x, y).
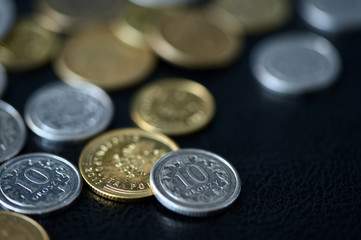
top-left (0, 211), bottom-right (49, 240)
top-left (131, 78), bottom-right (215, 136)
top-left (147, 9), bottom-right (242, 69)
top-left (55, 26), bottom-right (156, 90)
top-left (79, 128), bottom-right (179, 201)
top-left (0, 64), bottom-right (6, 98)
top-left (300, 0), bottom-right (361, 33)
top-left (150, 149), bottom-right (241, 217)
top-left (129, 0), bottom-right (199, 8)
top-left (0, 0), bottom-right (16, 41)
top-left (0, 153), bottom-right (82, 215)
top-left (251, 32), bottom-right (341, 95)
top-left (215, 0), bottom-right (291, 35)
top-left (0, 18), bottom-right (58, 72)
top-left (35, 0), bottom-right (124, 33)
top-left (0, 100), bottom-right (26, 163)
top-left (24, 82), bottom-right (113, 141)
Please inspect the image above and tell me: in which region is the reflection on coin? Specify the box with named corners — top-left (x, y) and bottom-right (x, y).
top-left (131, 78), bottom-right (215, 136)
top-left (79, 128), bottom-right (179, 201)
top-left (130, 0), bottom-right (199, 8)
top-left (0, 0), bottom-right (16, 40)
top-left (215, 0), bottom-right (291, 34)
top-left (150, 149), bottom-right (241, 217)
top-left (251, 32), bottom-right (341, 95)
top-left (55, 27), bottom-right (156, 91)
top-left (24, 82), bottom-right (113, 141)
top-left (147, 10), bottom-right (242, 69)
top-left (0, 64), bottom-right (6, 97)
top-left (0, 153), bottom-right (82, 214)
top-left (0, 211), bottom-right (49, 240)
top-left (0, 100), bottom-right (26, 163)
top-left (300, 0), bottom-right (361, 33)
top-left (0, 18), bottom-right (58, 72)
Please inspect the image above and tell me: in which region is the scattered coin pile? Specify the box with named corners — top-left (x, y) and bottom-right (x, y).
top-left (1, 0), bottom-right (360, 237)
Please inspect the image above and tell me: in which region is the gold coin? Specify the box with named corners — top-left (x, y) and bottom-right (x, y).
top-left (0, 18), bottom-right (58, 71)
top-left (54, 26), bottom-right (156, 91)
top-left (147, 9), bottom-right (242, 69)
top-left (79, 128), bottom-right (179, 201)
top-left (0, 211), bottom-right (50, 240)
top-left (215, 0), bottom-right (291, 35)
top-left (131, 78), bottom-right (216, 135)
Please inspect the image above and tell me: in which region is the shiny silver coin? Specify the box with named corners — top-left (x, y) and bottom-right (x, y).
top-left (0, 153), bottom-right (82, 214)
top-left (150, 149), bottom-right (241, 217)
top-left (129, 0), bottom-right (199, 8)
top-left (0, 0), bottom-right (16, 40)
top-left (251, 32), bottom-right (341, 95)
top-left (24, 82), bottom-right (113, 141)
top-left (0, 100), bottom-right (26, 163)
top-left (300, 0), bottom-right (361, 33)
top-left (0, 64), bottom-right (6, 98)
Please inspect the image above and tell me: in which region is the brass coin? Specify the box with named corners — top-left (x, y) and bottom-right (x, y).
top-left (215, 0), bottom-right (291, 35)
top-left (0, 18), bottom-right (58, 71)
top-left (147, 9), bottom-right (242, 69)
top-left (54, 26), bottom-right (156, 91)
top-left (79, 128), bottom-right (179, 201)
top-left (131, 78), bottom-right (216, 135)
top-left (0, 211), bottom-right (49, 240)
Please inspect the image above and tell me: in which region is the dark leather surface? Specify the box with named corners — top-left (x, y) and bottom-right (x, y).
top-left (4, 0), bottom-right (361, 239)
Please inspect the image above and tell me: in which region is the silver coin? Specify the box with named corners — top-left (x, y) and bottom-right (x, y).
top-left (0, 153), bottom-right (82, 214)
top-left (129, 0), bottom-right (199, 8)
top-left (0, 0), bottom-right (16, 40)
top-left (150, 149), bottom-right (241, 217)
top-left (24, 82), bottom-right (113, 141)
top-left (0, 100), bottom-right (26, 163)
top-left (0, 64), bottom-right (6, 98)
top-left (300, 0), bottom-right (361, 33)
top-left (251, 32), bottom-right (341, 95)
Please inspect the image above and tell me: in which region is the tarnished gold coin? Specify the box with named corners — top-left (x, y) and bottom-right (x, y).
top-left (215, 0), bottom-right (291, 35)
top-left (131, 78), bottom-right (215, 135)
top-left (79, 128), bottom-right (179, 201)
top-left (54, 26), bottom-right (156, 91)
top-left (0, 211), bottom-right (49, 240)
top-left (147, 9), bottom-right (242, 69)
top-left (0, 18), bottom-right (58, 71)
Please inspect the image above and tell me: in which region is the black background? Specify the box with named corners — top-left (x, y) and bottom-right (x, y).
top-left (3, 0), bottom-right (361, 239)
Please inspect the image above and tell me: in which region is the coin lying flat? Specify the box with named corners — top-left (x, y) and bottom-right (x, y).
top-left (24, 82), bottom-right (113, 141)
top-left (150, 149), bottom-right (241, 217)
top-left (0, 211), bottom-right (50, 240)
top-left (79, 128), bottom-right (179, 201)
top-left (251, 32), bottom-right (341, 95)
top-left (300, 0), bottom-right (361, 33)
top-left (0, 0), bottom-right (16, 40)
top-left (0, 64), bottom-right (6, 98)
top-left (0, 153), bottom-right (82, 214)
top-left (55, 27), bottom-right (156, 91)
top-left (0, 100), bottom-right (26, 163)
top-left (131, 78), bottom-right (215, 136)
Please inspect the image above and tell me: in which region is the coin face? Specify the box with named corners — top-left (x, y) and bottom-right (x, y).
top-left (0, 100), bottom-right (26, 163)
top-left (131, 78), bottom-right (215, 136)
top-left (0, 18), bottom-right (58, 71)
top-left (0, 0), bottom-right (16, 41)
top-left (0, 153), bottom-right (82, 214)
top-left (0, 211), bottom-right (49, 240)
top-left (0, 64), bottom-right (6, 98)
top-left (251, 32), bottom-right (341, 95)
top-left (24, 82), bottom-right (113, 141)
top-left (150, 149), bottom-right (241, 217)
top-left (54, 27), bottom-right (156, 91)
top-left (147, 10), bottom-right (241, 69)
top-left (79, 128), bottom-right (179, 201)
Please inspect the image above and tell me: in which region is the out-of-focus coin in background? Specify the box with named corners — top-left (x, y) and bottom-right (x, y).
top-left (0, 64), bottom-right (6, 98)
top-left (129, 0), bottom-right (200, 9)
top-left (0, 0), bottom-right (16, 41)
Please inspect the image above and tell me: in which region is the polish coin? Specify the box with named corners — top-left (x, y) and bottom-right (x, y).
top-left (150, 149), bottom-right (241, 217)
top-left (129, 0), bottom-right (199, 8)
top-left (79, 128), bottom-right (179, 201)
top-left (131, 78), bottom-right (215, 136)
top-left (251, 32), bottom-right (341, 95)
top-left (0, 64), bottom-right (6, 97)
top-left (0, 211), bottom-right (50, 240)
top-left (0, 153), bottom-right (82, 214)
top-left (300, 0), bottom-right (361, 33)
top-left (0, 0), bottom-right (16, 40)
top-left (0, 100), bottom-right (26, 163)
top-left (24, 82), bottom-right (113, 141)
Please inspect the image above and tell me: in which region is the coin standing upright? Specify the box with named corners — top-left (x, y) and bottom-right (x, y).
top-left (0, 64), bottom-right (6, 98)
